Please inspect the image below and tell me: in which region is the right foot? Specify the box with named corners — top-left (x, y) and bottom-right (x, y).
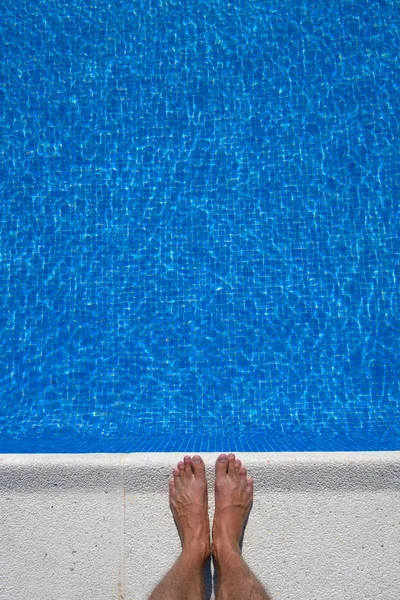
top-left (212, 453), bottom-right (253, 561)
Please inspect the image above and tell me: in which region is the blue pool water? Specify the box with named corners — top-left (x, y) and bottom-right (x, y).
top-left (0, 0), bottom-right (399, 452)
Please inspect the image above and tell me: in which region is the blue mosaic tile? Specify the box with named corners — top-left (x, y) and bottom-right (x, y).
top-left (0, 0), bottom-right (399, 452)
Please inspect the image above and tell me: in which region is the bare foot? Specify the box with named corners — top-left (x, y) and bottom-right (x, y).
top-left (169, 455), bottom-right (211, 562)
top-left (212, 453), bottom-right (253, 561)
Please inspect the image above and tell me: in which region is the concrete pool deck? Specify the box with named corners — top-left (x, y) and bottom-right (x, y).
top-left (1, 452), bottom-right (399, 599)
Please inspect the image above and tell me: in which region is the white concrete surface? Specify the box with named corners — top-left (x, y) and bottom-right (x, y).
top-left (0, 452), bottom-right (399, 600)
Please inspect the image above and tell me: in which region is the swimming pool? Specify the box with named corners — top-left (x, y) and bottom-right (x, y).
top-left (0, 0), bottom-right (399, 452)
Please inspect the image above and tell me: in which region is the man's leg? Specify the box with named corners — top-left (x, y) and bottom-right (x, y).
top-left (212, 454), bottom-right (271, 600)
top-left (148, 455), bottom-right (211, 600)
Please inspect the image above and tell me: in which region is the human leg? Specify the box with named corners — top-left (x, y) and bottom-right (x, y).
top-left (148, 548), bottom-right (207, 600)
top-left (212, 454), bottom-right (271, 600)
top-left (148, 455), bottom-right (211, 600)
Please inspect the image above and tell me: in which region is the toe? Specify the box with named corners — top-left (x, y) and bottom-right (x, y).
top-left (178, 461), bottom-right (185, 476)
top-left (235, 459), bottom-right (242, 473)
top-left (215, 454), bottom-right (229, 476)
top-left (192, 455), bottom-right (206, 477)
top-left (184, 455), bottom-right (193, 476)
top-left (227, 453), bottom-right (236, 475)
top-left (173, 467), bottom-right (180, 483)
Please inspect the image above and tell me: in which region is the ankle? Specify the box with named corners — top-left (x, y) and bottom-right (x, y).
top-left (182, 540), bottom-right (211, 565)
top-left (212, 537), bottom-right (241, 565)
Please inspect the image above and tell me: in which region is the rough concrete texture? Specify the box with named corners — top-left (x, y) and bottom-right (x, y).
top-left (0, 452), bottom-right (399, 600)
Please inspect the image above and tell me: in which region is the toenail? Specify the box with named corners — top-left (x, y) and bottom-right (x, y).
top-left (193, 456), bottom-right (201, 463)
top-left (219, 456), bottom-right (228, 462)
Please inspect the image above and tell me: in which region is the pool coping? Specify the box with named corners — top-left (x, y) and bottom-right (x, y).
top-left (1, 452), bottom-right (400, 600)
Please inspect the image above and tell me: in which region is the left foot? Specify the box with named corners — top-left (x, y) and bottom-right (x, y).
top-left (169, 455), bottom-right (211, 562)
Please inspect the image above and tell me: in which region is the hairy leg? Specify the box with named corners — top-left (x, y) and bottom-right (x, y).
top-left (214, 545), bottom-right (270, 600)
top-left (148, 455), bottom-right (211, 600)
top-left (212, 454), bottom-right (271, 600)
top-left (148, 548), bottom-right (207, 600)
